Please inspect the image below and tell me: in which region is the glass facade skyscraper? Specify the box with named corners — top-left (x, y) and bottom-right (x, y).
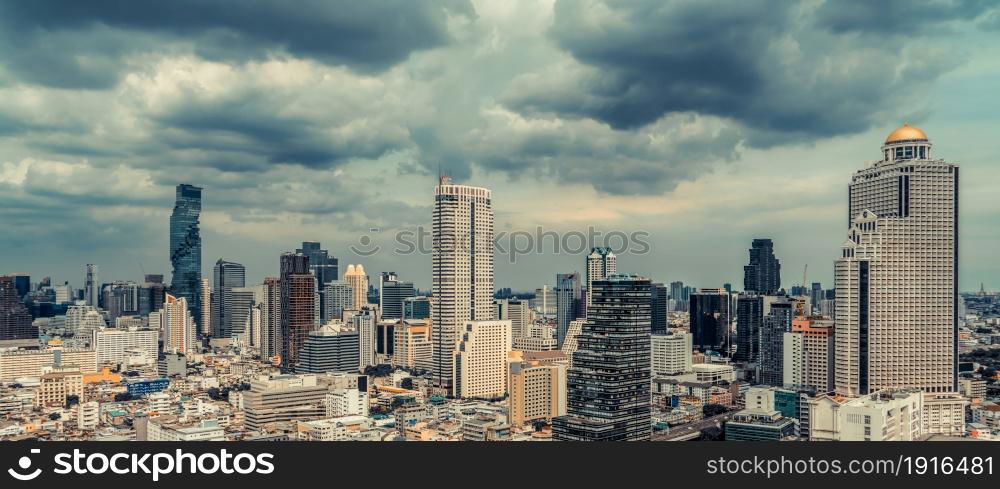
top-left (169, 184), bottom-right (203, 327)
top-left (744, 238), bottom-right (781, 294)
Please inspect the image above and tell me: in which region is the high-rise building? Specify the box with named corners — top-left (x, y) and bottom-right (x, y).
top-left (151, 293), bottom-right (196, 354)
top-left (452, 320), bottom-right (512, 399)
top-left (323, 281), bottom-right (353, 320)
top-left (585, 247), bottom-right (617, 308)
top-left (211, 259), bottom-right (246, 338)
top-left (169, 184), bottom-right (203, 324)
top-left (351, 308), bottom-right (377, 369)
top-left (431, 176), bottom-right (494, 389)
top-left (835, 124), bottom-right (958, 395)
top-left (392, 319), bottom-right (433, 372)
top-left (200, 278), bottom-right (210, 337)
top-left (260, 277), bottom-right (281, 361)
top-left (0, 276), bottom-right (35, 340)
top-left (296, 242), bottom-right (339, 321)
top-left (297, 322), bottom-right (359, 374)
top-left (555, 272), bottom-right (582, 348)
top-left (553, 275), bottom-right (651, 441)
top-left (783, 317), bottom-right (834, 392)
top-left (138, 275), bottom-right (166, 317)
top-left (64, 304), bottom-right (106, 340)
top-left (495, 298), bottom-right (530, 338)
top-left (403, 296), bottom-right (431, 320)
top-left (229, 287), bottom-right (256, 341)
top-left (379, 272), bottom-right (415, 320)
top-left (744, 239), bottom-right (781, 294)
top-left (507, 350), bottom-right (568, 427)
top-left (280, 252), bottom-right (315, 369)
top-left (93, 327), bottom-right (159, 365)
top-left (102, 281), bottom-right (140, 321)
top-left (650, 282), bottom-right (668, 335)
top-left (84, 264), bottom-right (99, 308)
top-left (758, 300), bottom-right (793, 386)
top-left (735, 294), bottom-right (763, 363)
top-left (650, 332), bottom-right (692, 377)
top-left (689, 288), bottom-right (731, 354)
top-left (343, 265), bottom-right (368, 311)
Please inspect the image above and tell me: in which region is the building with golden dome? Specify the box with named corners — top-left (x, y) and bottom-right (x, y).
top-left (835, 123), bottom-right (959, 398)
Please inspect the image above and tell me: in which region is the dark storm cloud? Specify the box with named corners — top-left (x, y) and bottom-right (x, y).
top-left (0, 0), bottom-right (472, 89)
top-left (814, 0), bottom-right (995, 34)
top-left (504, 0), bottom-right (994, 145)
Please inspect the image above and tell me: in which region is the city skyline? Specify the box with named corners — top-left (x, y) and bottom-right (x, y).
top-left (1, 1), bottom-right (999, 292)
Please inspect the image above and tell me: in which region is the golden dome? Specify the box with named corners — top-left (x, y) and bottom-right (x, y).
top-left (885, 123), bottom-right (928, 144)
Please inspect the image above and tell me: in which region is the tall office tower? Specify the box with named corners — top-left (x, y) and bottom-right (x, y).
top-left (323, 281), bottom-right (353, 320)
top-left (531, 285), bottom-right (556, 316)
top-left (393, 319), bottom-right (433, 371)
top-left (810, 283), bottom-right (824, 314)
top-left (260, 277), bottom-right (281, 361)
top-left (669, 281), bottom-right (685, 311)
top-left (10, 274), bottom-right (29, 300)
top-left (689, 288), bottom-right (732, 354)
top-left (138, 275), bottom-right (166, 316)
top-left (758, 300), bottom-right (793, 386)
top-left (744, 239), bottom-right (781, 294)
top-left (379, 272), bottom-right (415, 320)
top-left (835, 124), bottom-right (958, 396)
top-left (211, 259), bottom-right (246, 338)
top-left (553, 275), bottom-right (652, 441)
top-left (200, 278), bottom-right (211, 336)
top-left (735, 294), bottom-right (763, 363)
top-left (495, 298), bottom-right (530, 338)
top-left (403, 296), bottom-right (431, 320)
top-left (169, 184), bottom-right (203, 324)
top-left (650, 283), bottom-right (669, 335)
top-left (84, 264), bottom-right (99, 308)
top-left (650, 332), bottom-right (693, 377)
top-left (783, 317), bottom-right (835, 392)
top-left (296, 242), bottom-right (339, 320)
top-left (452, 320), bottom-right (512, 399)
top-left (343, 265), bottom-right (368, 311)
top-left (152, 294), bottom-right (196, 354)
top-left (102, 281), bottom-right (140, 320)
top-left (229, 287), bottom-right (256, 341)
top-left (431, 176), bottom-right (494, 389)
top-left (0, 276), bottom-right (35, 340)
top-left (555, 272), bottom-right (582, 348)
top-left (351, 308), bottom-right (377, 368)
top-left (585, 247), bottom-right (617, 307)
top-left (280, 253), bottom-right (315, 369)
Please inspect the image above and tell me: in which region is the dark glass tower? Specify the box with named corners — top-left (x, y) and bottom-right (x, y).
top-left (689, 289), bottom-right (731, 354)
top-left (758, 300), bottom-right (794, 386)
top-left (280, 252), bottom-right (314, 369)
top-left (212, 259), bottom-right (246, 338)
top-left (650, 282), bottom-right (668, 335)
top-left (169, 184), bottom-right (203, 325)
top-left (743, 238), bottom-right (781, 294)
top-left (379, 272), bottom-right (415, 320)
top-left (553, 275), bottom-right (652, 441)
top-left (0, 276), bottom-right (35, 340)
top-left (735, 294), bottom-right (763, 363)
top-left (555, 272), bottom-right (582, 348)
top-left (296, 242), bottom-right (339, 321)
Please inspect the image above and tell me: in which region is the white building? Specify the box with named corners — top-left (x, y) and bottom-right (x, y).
top-left (691, 363), bottom-right (735, 383)
top-left (64, 304), bottom-right (106, 340)
top-left (76, 401), bottom-right (99, 430)
top-left (835, 124), bottom-right (958, 396)
top-left (325, 388), bottom-right (369, 417)
top-left (453, 320), bottom-right (512, 399)
top-left (585, 247), bottom-right (616, 308)
top-left (560, 319), bottom-right (585, 367)
top-left (351, 309), bottom-right (377, 369)
top-left (93, 327), bottom-right (159, 365)
top-left (147, 418), bottom-right (225, 441)
top-left (150, 294), bottom-right (196, 354)
top-left (808, 390), bottom-right (923, 441)
top-left (495, 299), bottom-right (530, 338)
top-left (432, 176), bottom-right (494, 390)
top-left (651, 332), bottom-right (692, 377)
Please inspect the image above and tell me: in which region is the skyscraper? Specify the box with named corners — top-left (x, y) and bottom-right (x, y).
top-left (452, 320), bottom-right (512, 399)
top-left (744, 239), bottom-right (781, 294)
top-left (296, 241), bottom-right (339, 321)
top-left (735, 294), bottom-right (763, 363)
top-left (343, 264), bottom-right (368, 311)
top-left (553, 275), bottom-right (652, 441)
top-left (138, 274), bottom-right (166, 317)
top-left (280, 253), bottom-right (314, 369)
top-left (322, 281), bottom-right (352, 320)
top-left (669, 281), bottom-right (686, 311)
top-left (650, 282), bottom-right (669, 335)
top-left (211, 259), bottom-right (246, 338)
top-left (379, 272), bottom-right (415, 321)
top-left (585, 247), bottom-right (616, 307)
top-left (555, 272), bottom-right (582, 348)
top-left (758, 300), bottom-right (793, 386)
top-left (835, 124), bottom-right (958, 395)
top-left (431, 176), bottom-right (494, 389)
top-left (169, 184), bottom-right (203, 324)
top-left (0, 276), bottom-right (35, 340)
top-left (84, 264), bottom-right (99, 308)
top-left (151, 293), bottom-right (196, 354)
top-left (689, 288), bottom-right (732, 354)
top-left (260, 277), bottom-right (281, 361)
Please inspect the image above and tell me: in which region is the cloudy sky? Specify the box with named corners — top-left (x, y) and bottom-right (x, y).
top-left (1, 0), bottom-right (998, 292)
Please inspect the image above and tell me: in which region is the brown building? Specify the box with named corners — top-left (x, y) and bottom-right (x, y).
top-left (280, 253), bottom-right (315, 369)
